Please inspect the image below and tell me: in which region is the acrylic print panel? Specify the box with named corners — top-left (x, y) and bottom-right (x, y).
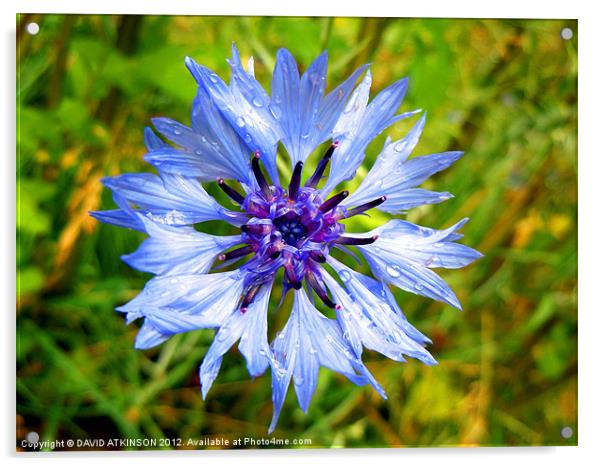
top-left (16, 14), bottom-right (577, 451)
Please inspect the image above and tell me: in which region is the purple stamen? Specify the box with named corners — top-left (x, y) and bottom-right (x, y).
top-left (309, 251), bottom-right (327, 263)
top-left (319, 190), bottom-right (349, 213)
top-left (219, 244), bottom-right (254, 262)
top-left (305, 141), bottom-right (338, 188)
top-left (334, 235), bottom-right (379, 246)
top-left (288, 161), bottom-right (304, 201)
top-left (284, 261), bottom-right (303, 289)
top-left (306, 269), bottom-right (336, 308)
top-left (241, 223), bottom-right (273, 235)
top-left (217, 178), bottom-right (245, 204)
top-left (240, 285), bottom-right (261, 313)
top-left (340, 196), bottom-right (387, 218)
top-left (252, 152), bottom-right (272, 199)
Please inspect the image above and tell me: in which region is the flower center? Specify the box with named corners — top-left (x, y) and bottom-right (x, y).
top-left (273, 215), bottom-right (307, 246)
top-left (217, 144), bottom-right (385, 310)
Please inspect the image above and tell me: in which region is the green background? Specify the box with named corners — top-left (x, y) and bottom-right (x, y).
top-left (17, 15), bottom-right (577, 449)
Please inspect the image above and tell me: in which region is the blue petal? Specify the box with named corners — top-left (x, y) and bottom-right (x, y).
top-left (323, 259), bottom-right (436, 365)
top-left (118, 271), bottom-right (246, 335)
top-left (321, 73), bottom-right (417, 195)
top-left (199, 283), bottom-right (273, 399)
top-left (356, 219), bottom-right (482, 309)
top-left (121, 215), bottom-right (242, 275)
top-left (271, 49), bottom-right (331, 166)
top-left (89, 208), bottom-right (142, 231)
top-left (185, 55), bottom-right (281, 184)
top-left (96, 173), bottom-right (244, 228)
top-left (145, 70), bottom-right (257, 187)
top-left (268, 288), bottom-right (385, 434)
top-left (134, 320), bottom-right (170, 350)
top-left (143, 126), bottom-right (170, 151)
top-left (343, 116), bottom-right (463, 212)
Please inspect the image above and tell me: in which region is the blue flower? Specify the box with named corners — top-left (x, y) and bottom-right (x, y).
top-left (91, 44), bottom-right (482, 433)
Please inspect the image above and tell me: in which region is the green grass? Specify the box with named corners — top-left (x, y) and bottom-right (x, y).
top-left (17, 15), bottom-right (577, 449)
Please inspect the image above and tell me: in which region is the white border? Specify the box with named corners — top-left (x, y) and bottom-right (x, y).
top-left (4, 1), bottom-right (600, 465)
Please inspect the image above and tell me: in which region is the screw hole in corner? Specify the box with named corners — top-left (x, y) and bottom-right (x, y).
top-left (26, 22), bottom-right (40, 36)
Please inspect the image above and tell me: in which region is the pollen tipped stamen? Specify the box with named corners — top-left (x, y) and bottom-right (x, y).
top-left (240, 285), bottom-right (261, 313)
top-left (218, 244), bottom-right (254, 262)
top-left (306, 270), bottom-right (337, 309)
top-left (288, 161), bottom-right (304, 200)
top-left (252, 152), bottom-right (272, 199)
top-left (217, 178), bottom-right (245, 204)
top-left (319, 190), bottom-right (349, 213)
top-left (342, 196), bottom-right (387, 218)
top-left (305, 141), bottom-right (338, 188)
top-left (334, 234), bottom-right (379, 246)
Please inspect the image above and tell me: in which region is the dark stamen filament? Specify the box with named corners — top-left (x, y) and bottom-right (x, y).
top-left (305, 142), bottom-right (338, 188)
top-left (319, 190), bottom-right (349, 213)
top-left (309, 251), bottom-right (327, 263)
top-left (240, 285), bottom-right (261, 313)
top-left (241, 224), bottom-right (272, 235)
top-left (334, 235), bottom-right (379, 246)
top-left (219, 245), bottom-right (254, 261)
top-left (217, 178), bottom-right (245, 204)
top-left (284, 262), bottom-right (302, 289)
top-left (342, 196), bottom-right (387, 218)
top-left (306, 269), bottom-right (336, 308)
top-left (288, 161), bottom-right (304, 200)
top-left (251, 152), bottom-right (272, 198)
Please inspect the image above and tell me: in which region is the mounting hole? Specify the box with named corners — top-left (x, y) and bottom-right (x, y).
top-left (561, 426), bottom-right (573, 439)
top-left (26, 22), bottom-right (40, 35)
top-left (25, 431), bottom-right (39, 444)
top-left (561, 27), bottom-right (573, 40)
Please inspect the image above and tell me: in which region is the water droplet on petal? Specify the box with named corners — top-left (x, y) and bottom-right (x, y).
top-left (339, 270), bottom-right (352, 283)
top-left (269, 104), bottom-right (282, 120)
top-left (386, 264), bottom-right (401, 278)
top-left (414, 283), bottom-right (424, 291)
top-left (394, 141), bottom-right (407, 152)
top-left (217, 327), bottom-right (230, 341)
top-left (235, 116), bottom-right (245, 127)
top-left (252, 96), bottom-right (263, 108)
top-left (434, 242), bottom-right (444, 248)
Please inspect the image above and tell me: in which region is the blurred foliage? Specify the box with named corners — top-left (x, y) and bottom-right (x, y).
top-left (16, 15), bottom-right (577, 449)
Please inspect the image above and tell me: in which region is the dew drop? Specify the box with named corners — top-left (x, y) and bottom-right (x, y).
top-left (309, 346), bottom-right (318, 354)
top-left (434, 242), bottom-right (444, 248)
top-left (414, 283), bottom-right (424, 291)
top-left (269, 104), bottom-right (282, 120)
top-left (217, 327), bottom-right (230, 341)
top-left (339, 270), bottom-right (352, 283)
top-left (235, 116), bottom-right (245, 127)
top-left (394, 141), bottom-right (407, 153)
top-left (209, 73), bottom-right (219, 83)
top-left (386, 264), bottom-right (401, 278)
top-left (252, 96), bottom-right (264, 108)
top-left (173, 128), bottom-right (182, 136)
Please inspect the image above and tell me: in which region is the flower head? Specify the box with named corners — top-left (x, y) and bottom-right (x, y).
top-left (91, 44), bottom-right (482, 433)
